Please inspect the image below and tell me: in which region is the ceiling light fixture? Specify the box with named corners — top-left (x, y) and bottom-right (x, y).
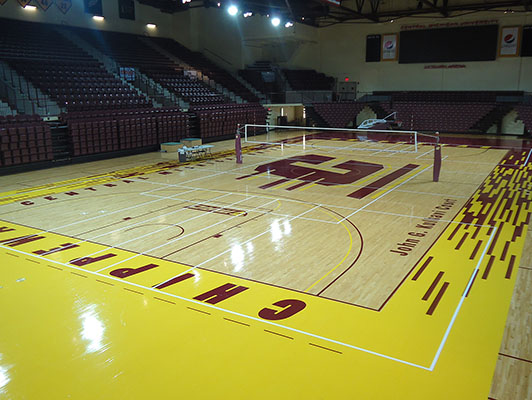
top-left (227, 4), bottom-right (238, 16)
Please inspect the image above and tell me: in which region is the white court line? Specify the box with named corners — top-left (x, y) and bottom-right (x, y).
top-left (339, 166), bottom-right (431, 223)
top-left (140, 193), bottom-right (339, 225)
top-left (1, 146), bottom-right (310, 241)
top-left (193, 204), bottom-right (321, 267)
top-left (380, 143), bottom-right (418, 158)
top-left (428, 226), bottom-right (497, 371)
top-left (524, 149), bottom-right (532, 166)
top-left (0, 243), bottom-right (431, 371)
top-left (149, 204), bottom-right (321, 288)
top-left (36, 192), bottom-right (236, 256)
top-left (94, 198), bottom-right (280, 272)
top-left (70, 195), bottom-right (275, 265)
top-left (0, 187), bottom-right (201, 245)
top-left (145, 161), bottom-right (492, 184)
top-left (130, 179), bottom-right (486, 227)
top-left (141, 191), bottom-right (492, 228)
top-left (416, 148), bottom-right (435, 159)
top-left (370, 142), bottom-right (409, 156)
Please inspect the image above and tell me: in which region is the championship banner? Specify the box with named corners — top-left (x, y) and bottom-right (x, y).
top-left (35, 0), bottom-right (53, 11)
top-left (382, 33), bottom-right (398, 61)
top-left (55, 0), bottom-right (71, 13)
top-left (17, 0), bottom-right (31, 7)
top-left (499, 26), bottom-right (521, 57)
top-left (0, 0), bottom-right (8, 6)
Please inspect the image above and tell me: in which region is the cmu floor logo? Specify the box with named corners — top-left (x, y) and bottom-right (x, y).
top-left (237, 154), bottom-right (419, 199)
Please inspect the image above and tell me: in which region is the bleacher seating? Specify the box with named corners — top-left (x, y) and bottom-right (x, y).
top-left (282, 69), bottom-right (334, 91)
top-left (374, 91), bottom-right (523, 103)
top-left (76, 29), bottom-right (227, 105)
top-left (0, 18), bottom-right (151, 112)
top-left (191, 103), bottom-right (267, 139)
top-left (0, 99), bottom-right (15, 117)
top-left (379, 101), bottom-right (495, 132)
top-left (147, 37), bottom-right (261, 103)
top-left (238, 69), bottom-right (276, 96)
top-left (0, 115), bottom-right (53, 167)
top-left (313, 102), bottom-right (366, 128)
top-left (516, 105), bottom-right (532, 134)
top-left (62, 108), bottom-right (189, 156)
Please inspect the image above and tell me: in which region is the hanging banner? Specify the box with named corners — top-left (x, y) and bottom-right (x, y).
top-left (0, 0), bottom-right (8, 6)
top-left (84, 0), bottom-right (102, 15)
top-left (35, 0), bottom-right (53, 10)
top-left (17, 0), bottom-right (31, 7)
top-left (382, 33), bottom-right (398, 61)
top-left (118, 0), bottom-right (135, 20)
top-left (55, 0), bottom-right (71, 13)
top-left (499, 26), bottom-right (521, 57)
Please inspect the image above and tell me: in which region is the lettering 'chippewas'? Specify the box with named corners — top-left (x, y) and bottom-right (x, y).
top-left (0, 225), bottom-right (308, 321)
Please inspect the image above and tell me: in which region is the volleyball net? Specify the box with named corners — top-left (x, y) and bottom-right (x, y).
top-left (239, 124), bottom-right (439, 154)
top-left (236, 124), bottom-right (442, 181)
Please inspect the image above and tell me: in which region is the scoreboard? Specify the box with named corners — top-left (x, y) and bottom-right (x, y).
top-left (399, 25), bottom-right (498, 63)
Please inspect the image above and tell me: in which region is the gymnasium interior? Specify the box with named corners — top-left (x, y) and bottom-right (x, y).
top-left (0, 0), bottom-right (531, 399)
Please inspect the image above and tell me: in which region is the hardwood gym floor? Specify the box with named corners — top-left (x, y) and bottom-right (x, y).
top-left (0, 131), bottom-right (530, 399)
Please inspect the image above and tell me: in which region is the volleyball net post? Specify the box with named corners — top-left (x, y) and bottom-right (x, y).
top-left (235, 124), bottom-right (243, 164)
top-left (432, 132), bottom-right (441, 182)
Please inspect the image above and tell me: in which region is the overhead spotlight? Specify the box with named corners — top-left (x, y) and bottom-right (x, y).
top-left (217, 2), bottom-right (221, 6)
top-left (23, 4), bottom-right (37, 10)
top-left (227, 4), bottom-right (238, 15)
top-left (243, 11), bottom-right (253, 18)
top-left (271, 17), bottom-right (281, 27)
top-left (92, 15), bottom-right (104, 21)
top-left (285, 21), bottom-right (293, 28)
top-left (182, 0), bottom-right (191, 3)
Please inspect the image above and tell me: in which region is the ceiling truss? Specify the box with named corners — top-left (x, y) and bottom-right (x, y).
top-left (138, 0), bottom-right (532, 26)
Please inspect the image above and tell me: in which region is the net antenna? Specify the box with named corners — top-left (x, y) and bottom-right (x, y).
top-left (357, 112), bottom-right (397, 129)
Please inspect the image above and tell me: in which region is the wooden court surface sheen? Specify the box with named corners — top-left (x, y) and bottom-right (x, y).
top-left (0, 132), bottom-right (531, 399)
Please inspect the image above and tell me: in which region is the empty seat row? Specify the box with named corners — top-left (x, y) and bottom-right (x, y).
top-left (313, 102), bottom-right (366, 128)
top-left (0, 118), bottom-right (53, 167)
top-left (63, 108), bottom-right (189, 156)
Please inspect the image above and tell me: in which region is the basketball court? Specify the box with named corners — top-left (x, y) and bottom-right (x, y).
top-left (0, 129), bottom-right (531, 399)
